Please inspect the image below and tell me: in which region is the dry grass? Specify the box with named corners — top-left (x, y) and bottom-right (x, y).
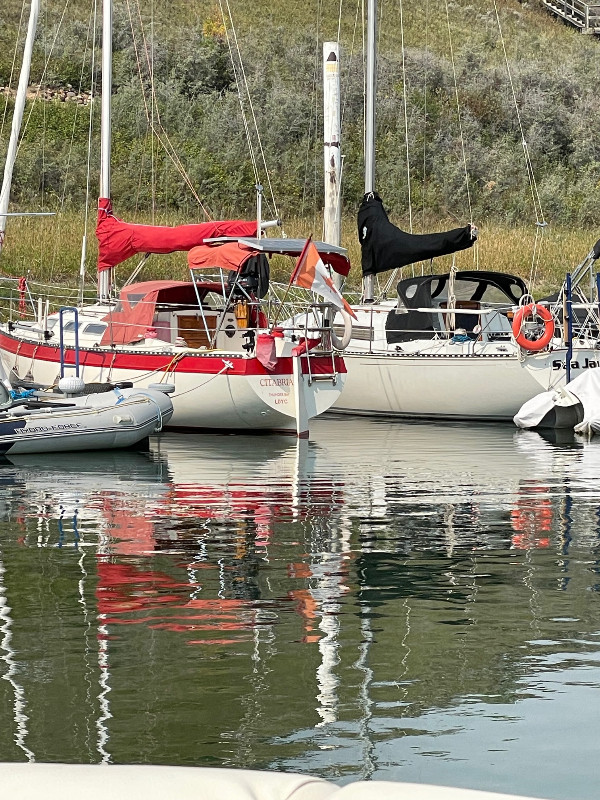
top-left (1, 210), bottom-right (596, 299)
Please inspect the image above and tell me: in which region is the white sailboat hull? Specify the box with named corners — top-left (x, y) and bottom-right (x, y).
top-left (333, 345), bottom-right (593, 421)
top-left (0, 330), bottom-right (345, 434)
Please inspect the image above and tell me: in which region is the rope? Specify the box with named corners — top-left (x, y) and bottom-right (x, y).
top-left (28, 344), bottom-right (39, 374)
top-left (447, 259), bottom-right (457, 332)
top-left (18, 277), bottom-right (27, 317)
top-left (107, 350), bottom-right (117, 383)
top-left (142, 393), bottom-right (163, 432)
top-left (161, 351), bottom-right (186, 376)
top-left (529, 224), bottom-right (547, 293)
top-left (12, 340), bottom-right (23, 373)
top-left (169, 360), bottom-right (234, 399)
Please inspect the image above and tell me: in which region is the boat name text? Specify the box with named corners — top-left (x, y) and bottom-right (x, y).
top-left (16, 423), bottom-right (83, 434)
top-left (552, 358), bottom-right (598, 370)
top-left (260, 377), bottom-right (294, 387)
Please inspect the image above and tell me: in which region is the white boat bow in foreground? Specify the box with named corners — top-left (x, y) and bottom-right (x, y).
top-left (0, 763), bottom-right (550, 800)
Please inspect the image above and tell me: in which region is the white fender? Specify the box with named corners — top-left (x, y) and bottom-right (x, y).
top-left (330, 308), bottom-right (353, 350)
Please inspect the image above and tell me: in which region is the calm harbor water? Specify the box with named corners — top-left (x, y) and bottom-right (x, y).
top-left (1, 416), bottom-right (599, 799)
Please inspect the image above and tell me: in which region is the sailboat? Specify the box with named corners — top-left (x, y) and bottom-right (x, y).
top-left (328, 0), bottom-right (600, 422)
top-left (0, 1), bottom-right (349, 438)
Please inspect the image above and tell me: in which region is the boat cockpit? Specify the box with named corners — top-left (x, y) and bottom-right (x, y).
top-left (386, 270), bottom-right (528, 345)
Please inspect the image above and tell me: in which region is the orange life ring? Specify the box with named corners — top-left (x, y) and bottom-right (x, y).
top-left (512, 303), bottom-right (555, 351)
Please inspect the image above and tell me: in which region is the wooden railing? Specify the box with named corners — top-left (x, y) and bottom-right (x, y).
top-left (541, 0), bottom-right (600, 32)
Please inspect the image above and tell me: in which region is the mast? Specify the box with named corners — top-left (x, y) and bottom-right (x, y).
top-left (323, 42), bottom-right (342, 287)
top-left (363, 0), bottom-right (377, 302)
top-left (0, 0), bottom-right (40, 256)
top-left (97, 0), bottom-right (113, 302)
top-left (364, 0), bottom-right (376, 196)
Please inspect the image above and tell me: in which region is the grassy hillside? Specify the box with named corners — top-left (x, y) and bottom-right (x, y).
top-left (1, 0), bottom-right (600, 292)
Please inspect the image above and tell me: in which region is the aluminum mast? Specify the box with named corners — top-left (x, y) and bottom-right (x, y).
top-left (363, 0), bottom-right (377, 302)
top-left (0, 0), bottom-right (40, 256)
top-left (97, 0), bottom-right (113, 301)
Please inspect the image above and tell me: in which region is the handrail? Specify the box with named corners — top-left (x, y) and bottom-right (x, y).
top-left (59, 307), bottom-right (80, 378)
top-left (542, 0), bottom-right (600, 31)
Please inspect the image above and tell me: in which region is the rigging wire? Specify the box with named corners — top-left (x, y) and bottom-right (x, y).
top-left (218, 0), bottom-right (281, 223)
top-left (340, 0), bottom-right (362, 135)
top-left (46, 0), bottom-right (97, 288)
top-left (59, 3), bottom-right (95, 217)
top-left (79, 0), bottom-right (99, 304)
top-left (126, 0), bottom-right (212, 220)
top-left (381, 0), bottom-right (414, 293)
top-left (41, 1), bottom-right (49, 278)
top-left (361, 0), bottom-right (366, 190)
top-left (444, 0), bottom-right (473, 228)
top-left (0, 1), bottom-right (27, 143)
top-left (441, 0), bottom-right (480, 276)
top-left (492, 0), bottom-right (546, 289)
top-left (150, 0), bottom-right (155, 223)
top-left (381, 0), bottom-right (413, 295)
top-left (422, 0), bottom-right (429, 237)
top-left (218, 2), bottom-right (260, 188)
top-left (493, 1), bottom-right (544, 226)
top-left (399, 0), bottom-right (412, 235)
top-left (300, 0), bottom-right (323, 229)
top-left (314, 0), bottom-right (325, 236)
top-left (20, 0), bottom-right (73, 148)
top-left (362, 0), bottom-right (382, 300)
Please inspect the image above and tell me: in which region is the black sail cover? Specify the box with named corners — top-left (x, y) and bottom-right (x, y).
top-left (358, 192), bottom-right (477, 276)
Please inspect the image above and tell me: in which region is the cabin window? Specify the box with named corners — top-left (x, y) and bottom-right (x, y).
top-left (477, 284), bottom-right (523, 304)
top-left (202, 291), bottom-right (226, 309)
top-left (83, 323), bottom-right (107, 335)
top-left (125, 293), bottom-right (146, 309)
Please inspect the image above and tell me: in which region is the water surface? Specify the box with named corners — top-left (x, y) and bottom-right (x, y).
top-left (1, 417), bottom-right (599, 799)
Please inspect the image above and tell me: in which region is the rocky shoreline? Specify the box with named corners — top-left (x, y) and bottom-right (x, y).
top-left (0, 84), bottom-right (92, 104)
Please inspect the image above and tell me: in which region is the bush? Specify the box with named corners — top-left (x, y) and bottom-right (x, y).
top-left (3, 0), bottom-right (600, 233)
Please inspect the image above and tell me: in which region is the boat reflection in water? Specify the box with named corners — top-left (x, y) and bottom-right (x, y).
top-left (1, 418), bottom-right (600, 799)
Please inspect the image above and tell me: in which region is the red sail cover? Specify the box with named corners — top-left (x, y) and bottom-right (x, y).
top-left (96, 198), bottom-right (258, 272)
